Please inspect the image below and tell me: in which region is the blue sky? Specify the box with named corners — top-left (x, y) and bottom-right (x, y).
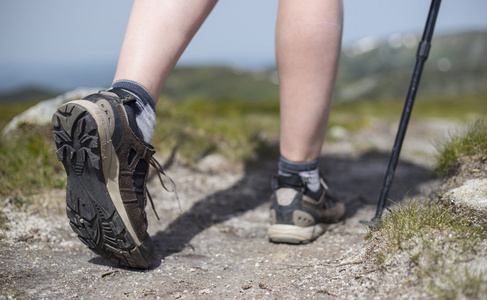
top-left (1, 0), bottom-right (487, 92)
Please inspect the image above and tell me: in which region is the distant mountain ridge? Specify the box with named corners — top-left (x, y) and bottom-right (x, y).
top-left (1, 31), bottom-right (486, 103)
top-left (0, 86), bottom-right (57, 103)
top-left (162, 31), bottom-right (487, 102)
top-left (336, 31), bottom-right (487, 101)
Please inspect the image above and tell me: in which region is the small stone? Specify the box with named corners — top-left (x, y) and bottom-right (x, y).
top-left (198, 288), bottom-right (212, 295)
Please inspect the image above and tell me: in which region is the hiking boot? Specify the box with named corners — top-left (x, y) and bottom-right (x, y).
top-left (268, 174), bottom-right (345, 244)
top-left (51, 89), bottom-right (162, 269)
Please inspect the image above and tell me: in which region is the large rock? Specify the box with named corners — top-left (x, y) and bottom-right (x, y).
top-left (2, 87), bottom-right (101, 135)
top-left (445, 178), bottom-right (487, 211)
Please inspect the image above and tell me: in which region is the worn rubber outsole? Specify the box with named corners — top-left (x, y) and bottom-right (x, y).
top-left (268, 224), bottom-right (328, 244)
top-left (52, 101), bottom-right (153, 269)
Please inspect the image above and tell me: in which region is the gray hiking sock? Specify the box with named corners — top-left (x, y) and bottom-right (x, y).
top-left (110, 80), bottom-right (156, 144)
top-left (278, 156), bottom-right (321, 192)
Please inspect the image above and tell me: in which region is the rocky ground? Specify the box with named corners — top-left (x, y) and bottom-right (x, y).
top-left (0, 118), bottom-right (474, 299)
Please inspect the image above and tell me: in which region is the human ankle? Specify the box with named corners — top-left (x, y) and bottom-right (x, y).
top-left (278, 156), bottom-right (321, 192)
top-left (110, 80), bottom-right (156, 144)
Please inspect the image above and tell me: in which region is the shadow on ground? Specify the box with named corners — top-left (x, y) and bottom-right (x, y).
top-left (150, 150), bottom-right (435, 265)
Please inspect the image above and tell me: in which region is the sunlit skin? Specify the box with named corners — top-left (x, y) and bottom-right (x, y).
top-left (114, 0), bottom-right (218, 103)
top-left (114, 0), bottom-right (343, 163)
top-left (276, 0), bottom-right (342, 162)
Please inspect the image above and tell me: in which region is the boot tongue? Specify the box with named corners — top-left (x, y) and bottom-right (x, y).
top-left (109, 88), bottom-right (146, 143)
top-left (123, 101), bottom-right (144, 142)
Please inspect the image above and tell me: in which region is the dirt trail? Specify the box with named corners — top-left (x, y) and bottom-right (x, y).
top-left (0, 119), bottom-right (463, 299)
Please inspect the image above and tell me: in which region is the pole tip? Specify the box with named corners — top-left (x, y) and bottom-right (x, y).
top-left (359, 217), bottom-right (381, 229)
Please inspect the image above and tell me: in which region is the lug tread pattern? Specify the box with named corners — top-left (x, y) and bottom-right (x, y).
top-left (52, 102), bottom-right (149, 269)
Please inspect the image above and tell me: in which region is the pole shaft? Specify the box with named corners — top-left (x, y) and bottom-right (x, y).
top-left (374, 0), bottom-right (442, 220)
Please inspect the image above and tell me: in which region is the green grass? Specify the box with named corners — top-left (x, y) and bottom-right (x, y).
top-left (163, 66), bottom-right (279, 102)
top-left (0, 97), bottom-right (281, 202)
top-left (0, 100), bottom-right (41, 131)
top-left (329, 92), bottom-right (487, 132)
top-left (0, 209), bottom-right (8, 230)
top-left (435, 267), bottom-right (487, 300)
top-left (0, 124), bottom-right (65, 201)
top-left (366, 199), bottom-right (487, 298)
top-left (153, 92), bottom-right (487, 163)
top-left (369, 200), bottom-right (487, 259)
top-left (407, 93), bottom-right (487, 120)
top-left (0, 90), bottom-right (484, 203)
top-left (434, 119), bottom-right (487, 176)
top-left (152, 97), bottom-right (281, 163)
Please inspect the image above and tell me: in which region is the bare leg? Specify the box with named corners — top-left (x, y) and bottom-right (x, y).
top-left (276, 0), bottom-right (343, 162)
top-left (113, 0), bottom-right (218, 103)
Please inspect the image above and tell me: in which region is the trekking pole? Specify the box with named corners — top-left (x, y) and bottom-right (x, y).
top-left (360, 0), bottom-right (442, 227)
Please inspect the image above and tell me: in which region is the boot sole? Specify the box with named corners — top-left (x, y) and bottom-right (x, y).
top-left (268, 224), bottom-right (328, 244)
top-left (52, 100), bottom-right (153, 269)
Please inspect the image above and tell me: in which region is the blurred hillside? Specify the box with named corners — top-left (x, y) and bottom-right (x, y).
top-left (336, 31), bottom-right (487, 101)
top-left (0, 32), bottom-right (485, 184)
top-left (159, 30), bottom-right (487, 102)
top-left (163, 66), bottom-right (279, 102)
top-left (1, 31), bottom-right (486, 104)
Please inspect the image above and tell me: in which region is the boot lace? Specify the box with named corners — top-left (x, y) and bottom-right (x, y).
top-left (145, 157), bottom-right (180, 220)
